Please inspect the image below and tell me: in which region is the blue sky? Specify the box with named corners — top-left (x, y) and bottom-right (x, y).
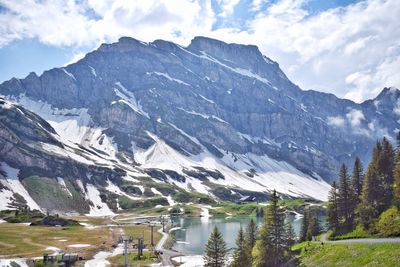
top-left (0, 0), bottom-right (399, 102)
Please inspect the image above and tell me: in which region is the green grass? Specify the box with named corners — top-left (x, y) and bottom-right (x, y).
top-left (293, 241), bottom-right (400, 267)
top-left (0, 223), bottom-right (111, 258)
top-left (172, 190), bottom-right (216, 205)
top-left (0, 209), bottom-right (44, 223)
top-left (181, 205), bottom-right (202, 217)
top-left (109, 251), bottom-right (159, 266)
top-left (278, 198), bottom-right (307, 209)
top-left (22, 176), bottom-right (89, 213)
top-left (332, 225), bottom-right (373, 240)
top-left (122, 225), bottom-right (162, 247)
top-left (210, 202), bottom-right (264, 216)
top-left (118, 196), bottom-right (169, 210)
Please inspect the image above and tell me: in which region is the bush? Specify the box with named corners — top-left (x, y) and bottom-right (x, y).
top-left (119, 196), bottom-right (169, 210)
top-left (169, 206), bottom-right (181, 214)
top-left (331, 224), bottom-right (372, 240)
top-left (375, 206), bottom-right (400, 237)
top-left (172, 192), bottom-right (191, 202)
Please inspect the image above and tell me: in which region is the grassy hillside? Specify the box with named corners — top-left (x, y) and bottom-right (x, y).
top-left (293, 241), bottom-right (400, 267)
top-left (22, 176), bottom-right (90, 213)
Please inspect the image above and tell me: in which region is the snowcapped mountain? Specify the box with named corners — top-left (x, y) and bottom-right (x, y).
top-left (1, 36), bottom-right (399, 213)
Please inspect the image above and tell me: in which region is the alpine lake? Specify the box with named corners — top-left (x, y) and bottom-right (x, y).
top-left (170, 213), bottom-right (326, 255)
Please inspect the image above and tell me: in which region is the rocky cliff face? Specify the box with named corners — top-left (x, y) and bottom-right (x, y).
top-left (0, 36), bottom-right (399, 212)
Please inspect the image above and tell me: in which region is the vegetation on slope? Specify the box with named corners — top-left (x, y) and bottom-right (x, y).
top-left (327, 135), bottom-right (400, 240)
top-left (293, 241), bottom-right (400, 267)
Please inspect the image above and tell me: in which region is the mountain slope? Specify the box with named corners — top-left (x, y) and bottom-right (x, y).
top-left (1, 36), bottom-right (399, 212)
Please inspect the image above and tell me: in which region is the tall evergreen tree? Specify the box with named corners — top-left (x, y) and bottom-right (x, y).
top-left (306, 212), bottom-right (320, 241)
top-left (351, 157), bottom-right (364, 200)
top-left (338, 164), bottom-right (355, 231)
top-left (204, 226), bottom-right (228, 267)
top-left (299, 208), bottom-right (309, 242)
top-left (252, 190), bottom-right (288, 267)
top-left (245, 218), bottom-right (257, 255)
top-left (358, 142), bottom-right (383, 228)
top-left (327, 181), bottom-right (339, 233)
top-left (231, 226), bottom-right (251, 267)
top-left (394, 134), bottom-right (400, 208)
top-left (377, 137), bottom-right (394, 212)
top-left (285, 223), bottom-right (296, 249)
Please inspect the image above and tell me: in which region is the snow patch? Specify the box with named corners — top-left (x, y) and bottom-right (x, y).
top-left (177, 107), bottom-right (228, 124)
top-left (88, 66), bottom-right (97, 77)
top-left (105, 180), bottom-right (141, 200)
top-left (151, 188), bottom-right (163, 196)
top-left (147, 72), bottom-right (190, 86)
top-left (133, 134), bottom-right (330, 201)
top-left (84, 251), bottom-right (111, 267)
top-left (198, 94), bottom-right (215, 104)
top-left (113, 82), bottom-right (149, 118)
top-left (62, 68), bottom-right (76, 80)
top-left (198, 51), bottom-right (271, 85)
top-left (57, 177), bottom-right (72, 197)
top-left (171, 255), bottom-right (204, 267)
top-left (0, 259), bottom-right (28, 267)
top-left (0, 162), bottom-right (41, 211)
top-left (166, 195), bottom-right (176, 206)
top-left (85, 184), bottom-right (114, 216)
top-left (68, 244), bottom-right (91, 248)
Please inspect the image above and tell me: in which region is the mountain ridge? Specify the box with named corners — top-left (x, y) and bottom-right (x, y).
top-left (0, 36), bottom-right (399, 213)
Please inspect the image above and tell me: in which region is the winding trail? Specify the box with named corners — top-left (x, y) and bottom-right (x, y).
top-left (156, 228), bottom-right (181, 267)
top-left (320, 233), bottom-right (400, 244)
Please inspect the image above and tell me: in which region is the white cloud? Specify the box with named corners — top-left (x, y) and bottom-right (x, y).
top-left (217, 0), bottom-right (240, 17)
top-left (327, 116), bottom-right (345, 127)
top-left (346, 109), bottom-right (365, 127)
top-left (0, 0), bottom-right (215, 47)
top-left (63, 52), bottom-right (85, 67)
top-left (0, 0), bottom-right (399, 102)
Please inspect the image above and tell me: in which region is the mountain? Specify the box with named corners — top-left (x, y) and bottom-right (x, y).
top-left (1, 36), bottom-right (399, 214)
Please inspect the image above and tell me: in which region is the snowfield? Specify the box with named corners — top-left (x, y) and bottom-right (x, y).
top-left (134, 132), bottom-right (330, 201)
top-left (85, 184), bottom-right (115, 217)
top-left (0, 95), bottom-right (331, 214)
top-left (0, 162), bottom-right (42, 211)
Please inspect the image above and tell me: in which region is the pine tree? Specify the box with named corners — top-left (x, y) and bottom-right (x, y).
top-left (351, 157), bottom-right (364, 200)
top-left (245, 218), bottom-right (257, 255)
top-left (338, 164), bottom-right (355, 231)
top-left (393, 158), bottom-right (400, 208)
top-left (299, 208), bottom-right (309, 242)
top-left (394, 133), bottom-right (400, 208)
top-left (306, 212), bottom-right (320, 241)
top-left (231, 226), bottom-right (251, 267)
top-left (252, 190), bottom-right (288, 267)
top-left (285, 223), bottom-right (296, 248)
top-left (327, 181), bottom-right (339, 234)
top-left (377, 137), bottom-right (394, 212)
top-left (358, 142), bottom-right (382, 228)
top-left (204, 226), bottom-right (228, 267)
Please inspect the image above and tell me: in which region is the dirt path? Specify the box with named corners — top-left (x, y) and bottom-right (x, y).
top-left (320, 233), bottom-right (400, 244)
top-left (84, 226), bottom-right (124, 267)
top-left (156, 228), bottom-right (181, 267)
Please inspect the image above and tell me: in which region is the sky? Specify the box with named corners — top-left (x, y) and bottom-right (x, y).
top-left (0, 0), bottom-right (399, 103)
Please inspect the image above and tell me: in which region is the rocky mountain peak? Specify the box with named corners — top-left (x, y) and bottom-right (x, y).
top-left (375, 87), bottom-right (400, 100)
top-left (188, 36), bottom-right (266, 68)
top-left (1, 36), bottom-right (399, 210)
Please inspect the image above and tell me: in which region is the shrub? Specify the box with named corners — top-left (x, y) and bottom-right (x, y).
top-left (375, 206), bottom-right (400, 237)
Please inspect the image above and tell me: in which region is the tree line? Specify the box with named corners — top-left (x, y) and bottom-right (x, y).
top-left (204, 190), bottom-right (298, 267)
top-left (327, 135), bottom-right (400, 237)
